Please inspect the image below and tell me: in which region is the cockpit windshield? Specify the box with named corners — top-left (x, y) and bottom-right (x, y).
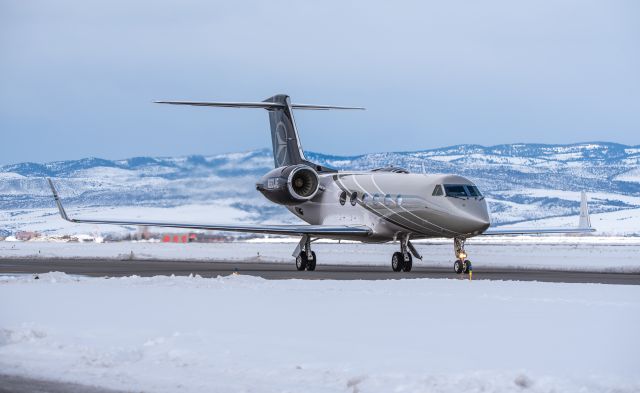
top-left (444, 184), bottom-right (483, 198)
top-left (444, 185), bottom-right (467, 197)
top-left (465, 185), bottom-right (482, 197)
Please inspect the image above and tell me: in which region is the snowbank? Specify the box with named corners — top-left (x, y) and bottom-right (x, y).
top-left (0, 273), bottom-right (638, 392)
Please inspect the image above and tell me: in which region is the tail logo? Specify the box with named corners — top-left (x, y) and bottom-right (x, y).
top-left (275, 121), bottom-right (289, 166)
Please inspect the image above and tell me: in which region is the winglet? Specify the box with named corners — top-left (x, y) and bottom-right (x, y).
top-left (46, 178), bottom-right (71, 222)
top-left (579, 191), bottom-right (591, 229)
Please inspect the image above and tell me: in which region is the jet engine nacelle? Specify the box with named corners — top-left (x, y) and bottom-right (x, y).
top-left (256, 165), bottom-right (320, 205)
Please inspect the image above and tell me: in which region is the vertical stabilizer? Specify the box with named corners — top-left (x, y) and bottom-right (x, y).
top-left (262, 94), bottom-right (306, 167)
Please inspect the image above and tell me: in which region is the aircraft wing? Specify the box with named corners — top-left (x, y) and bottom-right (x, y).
top-left (47, 179), bottom-right (371, 238)
top-left (481, 227), bottom-right (595, 235)
top-left (481, 191), bottom-right (595, 236)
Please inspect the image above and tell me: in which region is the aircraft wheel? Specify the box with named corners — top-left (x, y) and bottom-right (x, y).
top-left (306, 251), bottom-right (317, 271)
top-left (463, 260), bottom-right (472, 274)
top-left (454, 260), bottom-right (464, 274)
top-left (296, 253), bottom-right (308, 271)
top-left (402, 253), bottom-right (412, 272)
top-left (391, 252), bottom-right (403, 272)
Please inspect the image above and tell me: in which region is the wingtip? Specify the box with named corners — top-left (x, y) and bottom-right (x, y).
top-left (46, 178), bottom-right (70, 221)
top-left (46, 177), bottom-right (57, 196)
top-left (579, 190), bottom-right (591, 230)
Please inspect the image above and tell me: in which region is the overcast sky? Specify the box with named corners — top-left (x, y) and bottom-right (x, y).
top-left (1, 0), bottom-right (638, 164)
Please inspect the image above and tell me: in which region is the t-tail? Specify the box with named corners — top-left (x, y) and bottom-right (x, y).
top-left (155, 94), bottom-right (364, 171)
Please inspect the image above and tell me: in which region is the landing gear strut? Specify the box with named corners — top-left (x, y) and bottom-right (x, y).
top-left (453, 237), bottom-right (472, 276)
top-left (293, 235), bottom-right (316, 271)
top-left (391, 234), bottom-right (418, 272)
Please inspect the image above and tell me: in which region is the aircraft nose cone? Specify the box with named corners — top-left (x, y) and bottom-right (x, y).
top-left (472, 216), bottom-right (490, 231)
top-left (467, 206), bottom-right (490, 233)
top-left (454, 213), bottom-right (490, 235)
top-left (448, 198), bottom-right (491, 234)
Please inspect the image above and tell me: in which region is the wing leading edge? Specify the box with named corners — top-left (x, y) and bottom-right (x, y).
top-left (46, 179), bottom-right (371, 238)
top-left (481, 227), bottom-right (595, 235)
top-left (481, 191), bottom-right (596, 236)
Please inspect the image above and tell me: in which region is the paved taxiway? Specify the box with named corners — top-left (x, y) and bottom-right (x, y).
top-left (0, 374), bottom-right (128, 393)
top-left (0, 258), bottom-right (638, 285)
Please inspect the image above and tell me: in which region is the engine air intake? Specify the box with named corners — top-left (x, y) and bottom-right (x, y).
top-left (289, 167), bottom-right (319, 198)
top-left (256, 164), bottom-right (321, 205)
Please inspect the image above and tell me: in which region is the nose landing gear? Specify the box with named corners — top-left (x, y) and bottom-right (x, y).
top-left (454, 237), bottom-right (472, 278)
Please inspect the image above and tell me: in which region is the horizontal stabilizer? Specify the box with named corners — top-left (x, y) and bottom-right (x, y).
top-left (155, 101), bottom-right (365, 110)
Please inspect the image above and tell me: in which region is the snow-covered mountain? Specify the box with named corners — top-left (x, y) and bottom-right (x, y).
top-left (1, 142), bottom-right (639, 236)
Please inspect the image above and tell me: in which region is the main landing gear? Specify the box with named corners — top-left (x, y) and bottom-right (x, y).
top-left (453, 237), bottom-right (472, 276)
top-left (391, 251), bottom-right (412, 272)
top-left (391, 235), bottom-right (422, 272)
top-left (293, 235), bottom-right (316, 271)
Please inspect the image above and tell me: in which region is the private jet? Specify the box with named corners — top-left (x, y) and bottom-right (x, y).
top-left (47, 94), bottom-right (594, 274)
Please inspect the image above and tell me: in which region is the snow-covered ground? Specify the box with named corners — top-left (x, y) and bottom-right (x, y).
top-left (2, 237), bottom-right (640, 272)
top-left (0, 273), bottom-right (638, 392)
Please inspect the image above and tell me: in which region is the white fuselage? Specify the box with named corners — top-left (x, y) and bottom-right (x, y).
top-left (287, 172), bottom-right (490, 242)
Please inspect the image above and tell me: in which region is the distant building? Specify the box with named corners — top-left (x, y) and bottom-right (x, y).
top-left (162, 233), bottom-right (197, 243)
top-left (159, 232), bottom-right (236, 243)
top-left (15, 231), bottom-right (40, 241)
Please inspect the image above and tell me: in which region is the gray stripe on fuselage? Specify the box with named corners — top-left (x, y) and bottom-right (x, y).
top-left (332, 174), bottom-right (418, 234)
top-left (333, 174), bottom-right (442, 236)
top-left (351, 175), bottom-right (437, 235)
top-left (368, 174), bottom-right (462, 236)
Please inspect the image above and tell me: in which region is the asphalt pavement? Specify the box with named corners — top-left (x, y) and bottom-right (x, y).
top-left (0, 374), bottom-right (129, 393)
top-left (1, 258), bottom-right (638, 285)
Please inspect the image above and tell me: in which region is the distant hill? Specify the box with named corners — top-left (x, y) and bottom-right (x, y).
top-left (1, 142), bottom-right (639, 236)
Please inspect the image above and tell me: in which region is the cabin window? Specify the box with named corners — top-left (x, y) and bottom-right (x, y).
top-left (432, 185), bottom-right (443, 196)
top-left (350, 192), bottom-right (358, 206)
top-left (362, 193), bottom-right (370, 204)
top-left (372, 193), bottom-right (381, 205)
top-left (444, 184), bottom-right (468, 198)
top-left (396, 195), bottom-right (403, 206)
top-left (339, 191), bottom-right (347, 205)
top-left (384, 194), bottom-right (393, 206)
